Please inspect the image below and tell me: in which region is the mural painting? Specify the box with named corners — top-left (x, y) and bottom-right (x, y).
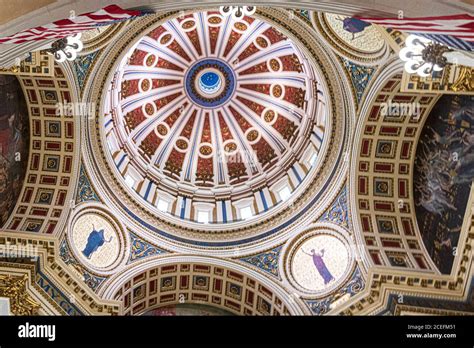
top-left (0, 75), bottom-right (29, 227)
top-left (414, 95), bottom-right (474, 274)
top-left (143, 304), bottom-right (234, 316)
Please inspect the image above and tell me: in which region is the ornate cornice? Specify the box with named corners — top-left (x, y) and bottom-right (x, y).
top-left (0, 231), bottom-right (120, 315)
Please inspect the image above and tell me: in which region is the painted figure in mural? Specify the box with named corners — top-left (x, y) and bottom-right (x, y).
top-left (452, 105), bottom-right (474, 123)
top-left (302, 248), bottom-right (335, 285)
top-left (337, 17), bottom-right (371, 40)
top-left (82, 225), bottom-right (113, 259)
top-left (414, 95), bottom-right (474, 274)
top-left (0, 75), bottom-right (29, 227)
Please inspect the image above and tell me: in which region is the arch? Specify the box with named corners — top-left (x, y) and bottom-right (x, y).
top-left (100, 255), bottom-right (308, 315)
top-left (349, 57), bottom-right (440, 273)
top-left (3, 63), bottom-right (81, 235)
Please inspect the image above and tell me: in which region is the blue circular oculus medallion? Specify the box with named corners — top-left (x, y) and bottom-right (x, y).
top-left (184, 59), bottom-right (236, 108)
top-left (199, 72), bottom-right (221, 94)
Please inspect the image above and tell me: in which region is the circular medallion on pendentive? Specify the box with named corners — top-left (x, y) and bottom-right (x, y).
top-left (68, 205), bottom-right (127, 275)
top-left (283, 224), bottom-right (354, 297)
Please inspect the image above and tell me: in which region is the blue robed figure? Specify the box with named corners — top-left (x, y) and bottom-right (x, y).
top-left (82, 225), bottom-right (113, 259)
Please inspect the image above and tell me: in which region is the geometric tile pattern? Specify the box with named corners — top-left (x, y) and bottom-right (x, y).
top-left (73, 51), bottom-right (99, 92)
top-left (75, 163), bottom-right (100, 203)
top-left (240, 246), bottom-right (282, 278)
top-left (128, 232), bottom-right (167, 263)
top-left (342, 58), bottom-right (376, 104)
top-left (318, 185), bottom-right (350, 229)
top-left (305, 266), bottom-right (364, 315)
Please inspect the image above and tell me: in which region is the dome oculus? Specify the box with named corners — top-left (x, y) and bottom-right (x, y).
top-left (185, 58), bottom-right (235, 107)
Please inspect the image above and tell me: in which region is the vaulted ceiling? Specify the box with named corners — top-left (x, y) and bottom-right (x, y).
top-left (0, 3), bottom-right (473, 317)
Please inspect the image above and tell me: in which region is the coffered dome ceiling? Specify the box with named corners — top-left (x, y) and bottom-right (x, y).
top-left (97, 9), bottom-right (345, 236)
top-left (107, 11), bottom-right (320, 194)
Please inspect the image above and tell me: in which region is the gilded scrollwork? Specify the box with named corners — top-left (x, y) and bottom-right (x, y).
top-left (0, 274), bottom-right (40, 315)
